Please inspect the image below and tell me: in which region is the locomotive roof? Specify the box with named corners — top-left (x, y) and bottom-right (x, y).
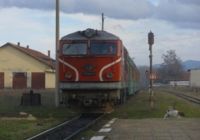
top-left (61, 28), bottom-right (120, 40)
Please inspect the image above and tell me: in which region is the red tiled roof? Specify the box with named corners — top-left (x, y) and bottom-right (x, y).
top-left (1, 42), bottom-right (55, 69)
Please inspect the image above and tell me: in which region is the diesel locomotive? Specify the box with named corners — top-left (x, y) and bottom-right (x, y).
top-left (59, 28), bottom-right (139, 106)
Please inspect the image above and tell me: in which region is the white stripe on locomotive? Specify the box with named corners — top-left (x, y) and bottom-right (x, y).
top-left (59, 59), bottom-right (79, 81)
top-left (99, 57), bottom-right (122, 81)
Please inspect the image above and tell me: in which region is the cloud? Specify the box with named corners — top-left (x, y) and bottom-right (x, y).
top-left (0, 8), bottom-right (55, 55)
top-left (66, 0), bottom-right (154, 20)
top-left (0, 0), bottom-right (200, 29)
top-left (155, 0), bottom-right (200, 28)
top-left (0, 0), bottom-right (154, 20)
top-left (177, 0), bottom-right (200, 5)
top-left (0, 0), bottom-right (54, 10)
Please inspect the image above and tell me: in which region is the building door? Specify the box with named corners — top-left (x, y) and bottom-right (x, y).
top-left (31, 72), bottom-right (45, 89)
top-left (13, 72), bottom-right (27, 89)
top-left (0, 72), bottom-right (4, 89)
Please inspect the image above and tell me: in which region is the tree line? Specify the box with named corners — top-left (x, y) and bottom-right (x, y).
top-left (139, 50), bottom-right (185, 88)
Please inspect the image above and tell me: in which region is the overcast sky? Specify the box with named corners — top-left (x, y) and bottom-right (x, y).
top-left (0, 0), bottom-right (200, 66)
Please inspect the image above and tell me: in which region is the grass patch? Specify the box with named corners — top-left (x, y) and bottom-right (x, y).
top-left (0, 105), bottom-right (78, 119)
top-left (0, 106), bottom-right (79, 140)
top-left (0, 119), bottom-right (59, 140)
top-left (110, 90), bottom-right (200, 119)
top-left (0, 91), bottom-right (80, 140)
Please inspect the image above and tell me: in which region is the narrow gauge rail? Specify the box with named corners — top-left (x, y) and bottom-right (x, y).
top-left (162, 89), bottom-right (200, 105)
top-left (26, 113), bottom-right (104, 140)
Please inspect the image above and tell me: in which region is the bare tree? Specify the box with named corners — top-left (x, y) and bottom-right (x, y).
top-left (158, 50), bottom-right (183, 83)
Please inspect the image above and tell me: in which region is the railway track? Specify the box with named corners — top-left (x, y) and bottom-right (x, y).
top-left (26, 113), bottom-right (104, 140)
top-left (162, 89), bottom-right (200, 105)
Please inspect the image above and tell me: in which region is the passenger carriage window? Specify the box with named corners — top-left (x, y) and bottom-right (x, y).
top-left (63, 43), bottom-right (87, 55)
top-left (90, 42), bottom-right (117, 55)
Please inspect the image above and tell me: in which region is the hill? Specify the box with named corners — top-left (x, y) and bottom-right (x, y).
top-left (152, 60), bottom-right (200, 70)
top-left (182, 60), bottom-right (200, 70)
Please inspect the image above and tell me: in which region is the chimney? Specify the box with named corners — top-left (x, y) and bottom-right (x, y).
top-left (26, 45), bottom-right (29, 49)
top-left (48, 50), bottom-right (50, 57)
top-left (17, 42), bottom-right (20, 46)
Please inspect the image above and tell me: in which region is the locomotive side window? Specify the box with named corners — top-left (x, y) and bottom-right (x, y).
top-left (90, 42), bottom-right (117, 55)
top-left (63, 43), bottom-right (87, 55)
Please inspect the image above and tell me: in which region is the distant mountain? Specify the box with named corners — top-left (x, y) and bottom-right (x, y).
top-left (182, 60), bottom-right (200, 70)
top-left (153, 60), bottom-right (200, 70)
top-left (153, 63), bottom-right (161, 68)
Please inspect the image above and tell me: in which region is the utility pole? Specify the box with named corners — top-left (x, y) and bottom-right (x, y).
top-left (148, 31), bottom-right (154, 109)
top-left (55, 0), bottom-right (60, 107)
top-left (101, 13), bottom-right (104, 31)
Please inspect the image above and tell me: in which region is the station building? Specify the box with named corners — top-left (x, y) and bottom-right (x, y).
top-left (190, 69), bottom-right (200, 88)
top-left (0, 42), bottom-right (55, 89)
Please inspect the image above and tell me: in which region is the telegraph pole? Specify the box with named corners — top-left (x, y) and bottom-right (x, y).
top-left (148, 31), bottom-right (154, 109)
top-left (101, 13), bottom-right (104, 31)
top-left (55, 0), bottom-right (60, 107)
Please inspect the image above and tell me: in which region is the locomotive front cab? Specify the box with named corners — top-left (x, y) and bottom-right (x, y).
top-left (59, 39), bottom-right (122, 83)
top-left (59, 29), bottom-right (124, 106)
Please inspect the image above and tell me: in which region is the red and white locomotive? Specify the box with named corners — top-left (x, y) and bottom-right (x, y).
top-left (59, 29), bottom-right (139, 106)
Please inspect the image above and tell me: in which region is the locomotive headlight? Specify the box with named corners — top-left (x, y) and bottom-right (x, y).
top-left (106, 72), bottom-right (113, 79)
top-left (65, 72), bottom-right (72, 79)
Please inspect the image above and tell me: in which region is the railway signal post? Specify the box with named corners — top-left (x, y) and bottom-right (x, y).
top-left (148, 31), bottom-right (154, 109)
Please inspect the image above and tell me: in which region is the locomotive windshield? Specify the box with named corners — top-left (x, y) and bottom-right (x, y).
top-left (62, 42), bottom-right (117, 56)
top-left (90, 42), bottom-right (117, 55)
top-left (63, 43), bottom-right (87, 55)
